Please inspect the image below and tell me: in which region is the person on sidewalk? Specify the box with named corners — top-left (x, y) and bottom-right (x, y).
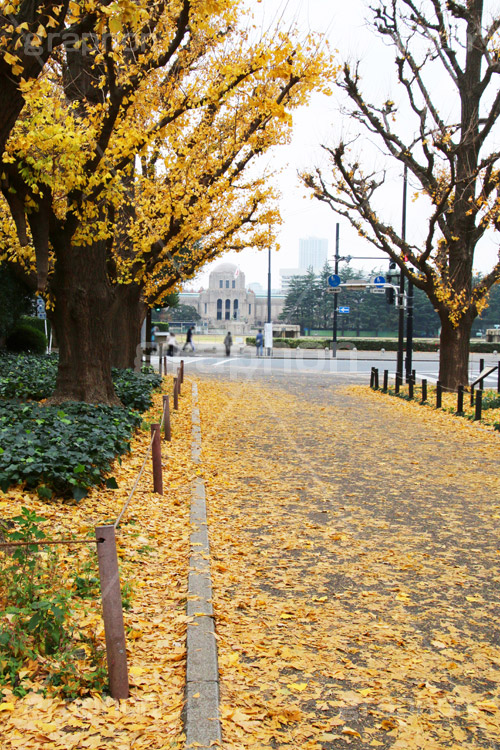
top-left (168, 332), bottom-right (177, 357)
top-left (182, 326), bottom-right (195, 353)
top-left (224, 331), bottom-right (233, 357)
top-left (255, 329), bottom-right (264, 357)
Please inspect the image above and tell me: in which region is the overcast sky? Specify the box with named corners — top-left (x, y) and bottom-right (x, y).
top-left (190, 0), bottom-right (499, 291)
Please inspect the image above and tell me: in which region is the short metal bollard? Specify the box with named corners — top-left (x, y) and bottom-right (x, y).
top-left (457, 385), bottom-right (464, 414)
top-left (383, 369), bottom-right (388, 392)
top-left (95, 525), bottom-right (129, 699)
top-left (151, 423), bottom-right (163, 495)
top-left (180, 359), bottom-right (184, 384)
top-left (474, 389), bottom-right (482, 421)
top-left (436, 381), bottom-right (442, 409)
top-left (421, 379), bottom-right (427, 403)
top-left (374, 368), bottom-right (379, 390)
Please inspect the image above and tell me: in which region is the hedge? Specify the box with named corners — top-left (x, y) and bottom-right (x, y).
top-left (245, 337), bottom-right (500, 353)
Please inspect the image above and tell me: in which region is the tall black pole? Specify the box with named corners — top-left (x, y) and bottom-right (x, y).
top-left (332, 223), bottom-right (340, 354)
top-left (267, 242), bottom-right (271, 324)
top-left (396, 166), bottom-right (407, 381)
top-left (404, 166), bottom-right (413, 380)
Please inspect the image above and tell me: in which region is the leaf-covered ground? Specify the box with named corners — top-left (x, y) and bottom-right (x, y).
top-left (1, 372), bottom-right (499, 749)
top-left (0, 387), bottom-right (194, 750)
top-left (198, 375), bottom-right (500, 749)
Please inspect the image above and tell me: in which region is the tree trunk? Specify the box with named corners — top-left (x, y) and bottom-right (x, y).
top-left (438, 313), bottom-right (474, 390)
top-left (0, 74), bottom-right (25, 156)
top-left (50, 235), bottom-right (120, 405)
top-left (110, 284), bottom-right (147, 369)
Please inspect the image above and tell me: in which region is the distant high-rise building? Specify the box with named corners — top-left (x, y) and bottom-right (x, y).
top-left (279, 267), bottom-right (307, 294)
top-left (299, 237), bottom-right (328, 272)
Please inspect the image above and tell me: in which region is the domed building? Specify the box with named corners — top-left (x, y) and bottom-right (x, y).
top-left (178, 261), bottom-right (285, 332)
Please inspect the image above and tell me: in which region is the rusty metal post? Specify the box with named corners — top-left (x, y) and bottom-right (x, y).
top-left (180, 359), bottom-right (184, 384)
top-left (95, 525), bottom-right (129, 700)
top-left (382, 370), bottom-right (388, 392)
top-left (173, 377), bottom-right (179, 410)
top-left (163, 395), bottom-right (171, 442)
top-left (164, 355), bottom-right (167, 374)
top-left (151, 423), bottom-right (163, 494)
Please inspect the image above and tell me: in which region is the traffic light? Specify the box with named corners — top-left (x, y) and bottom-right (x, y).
top-left (386, 260), bottom-right (398, 305)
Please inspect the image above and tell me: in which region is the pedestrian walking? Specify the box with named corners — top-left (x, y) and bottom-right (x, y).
top-left (255, 329), bottom-right (264, 357)
top-left (168, 332), bottom-right (177, 357)
top-left (182, 326), bottom-right (195, 353)
top-left (224, 331), bottom-right (233, 356)
top-left (151, 325), bottom-right (159, 352)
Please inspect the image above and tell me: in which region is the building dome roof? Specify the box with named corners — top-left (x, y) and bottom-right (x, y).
top-left (211, 262), bottom-right (238, 274)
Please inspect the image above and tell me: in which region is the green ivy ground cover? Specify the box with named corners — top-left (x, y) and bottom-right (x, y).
top-left (0, 401), bottom-right (142, 500)
top-left (0, 354), bottom-right (162, 499)
top-left (0, 354), bottom-right (162, 409)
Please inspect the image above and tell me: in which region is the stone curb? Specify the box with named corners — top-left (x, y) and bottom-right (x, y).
top-left (184, 382), bottom-right (221, 749)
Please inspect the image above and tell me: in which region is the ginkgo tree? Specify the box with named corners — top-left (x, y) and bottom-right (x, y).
top-left (302, 0), bottom-right (500, 389)
top-left (0, 0), bottom-right (117, 154)
top-left (1, 0), bottom-right (333, 403)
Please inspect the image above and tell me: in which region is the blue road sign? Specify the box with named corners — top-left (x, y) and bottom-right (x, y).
top-left (338, 306), bottom-right (350, 314)
top-left (36, 298), bottom-right (47, 320)
top-left (327, 274), bottom-right (341, 288)
top-left (373, 275), bottom-right (386, 286)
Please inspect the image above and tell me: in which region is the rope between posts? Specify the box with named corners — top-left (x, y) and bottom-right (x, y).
top-left (0, 538), bottom-right (103, 548)
top-left (114, 430), bottom-right (155, 529)
top-left (114, 388), bottom-right (171, 529)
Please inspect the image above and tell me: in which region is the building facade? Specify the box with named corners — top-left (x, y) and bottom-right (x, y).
top-left (279, 267), bottom-right (307, 293)
top-left (299, 237), bottom-right (328, 272)
top-left (178, 262), bottom-right (285, 331)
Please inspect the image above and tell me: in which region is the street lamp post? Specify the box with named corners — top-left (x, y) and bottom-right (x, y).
top-left (396, 166), bottom-right (407, 383)
top-left (267, 243), bottom-right (271, 325)
top-left (332, 223), bottom-right (340, 354)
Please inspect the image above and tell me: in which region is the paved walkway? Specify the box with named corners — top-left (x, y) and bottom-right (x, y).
top-left (195, 374), bottom-right (500, 749)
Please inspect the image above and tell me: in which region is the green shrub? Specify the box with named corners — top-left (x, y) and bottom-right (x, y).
top-left (245, 336), bottom-right (500, 353)
top-left (0, 356), bottom-right (163, 499)
top-left (112, 368), bottom-right (162, 411)
top-left (154, 321), bottom-right (170, 332)
top-left (0, 354), bottom-right (58, 400)
top-left (0, 355), bottom-right (161, 407)
top-left (6, 324), bottom-right (46, 354)
top-left (0, 508), bottom-right (106, 698)
top-left (19, 316), bottom-right (48, 335)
